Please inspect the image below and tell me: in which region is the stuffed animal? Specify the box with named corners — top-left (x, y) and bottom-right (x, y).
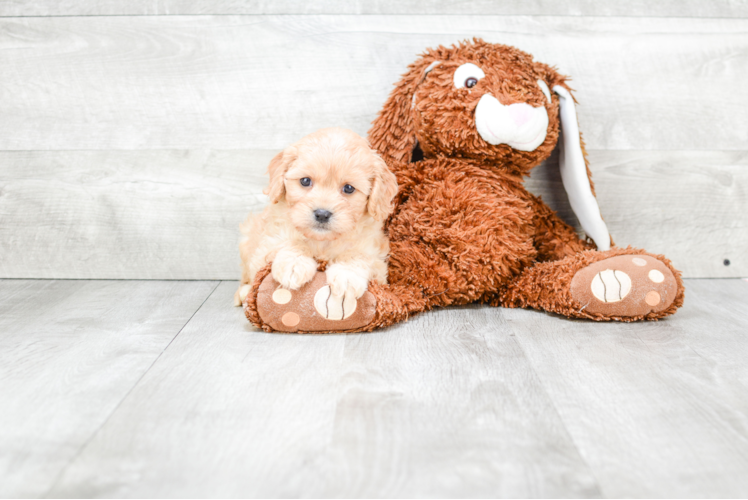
top-left (244, 39), bottom-right (684, 333)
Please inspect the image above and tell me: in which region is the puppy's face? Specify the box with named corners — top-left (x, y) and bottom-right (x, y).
top-left (265, 128), bottom-right (397, 241)
top-left (284, 145), bottom-right (372, 241)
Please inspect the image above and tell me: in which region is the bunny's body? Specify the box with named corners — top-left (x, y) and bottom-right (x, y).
top-left (245, 40), bottom-right (684, 332)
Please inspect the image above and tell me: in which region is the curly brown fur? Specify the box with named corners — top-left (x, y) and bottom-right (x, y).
top-left (245, 39), bottom-right (684, 333)
top-left (370, 40), bottom-right (570, 176)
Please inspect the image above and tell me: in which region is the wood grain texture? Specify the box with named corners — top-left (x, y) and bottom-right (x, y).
top-left (317, 306), bottom-right (600, 497)
top-left (0, 279), bottom-right (217, 498)
top-left (4, 278), bottom-right (747, 497)
top-left (0, 149), bottom-right (275, 280)
top-left (2, 0), bottom-right (747, 17)
top-left (47, 281), bottom-right (601, 498)
top-left (1, 15), bottom-right (747, 151)
top-left (1, 149), bottom-right (744, 280)
top-left (587, 150), bottom-right (748, 278)
top-left (504, 279), bottom-right (748, 497)
top-left (47, 281), bottom-right (349, 498)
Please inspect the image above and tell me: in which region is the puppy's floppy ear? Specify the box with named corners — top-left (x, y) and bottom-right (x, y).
top-left (367, 153), bottom-right (398, 221)
top-left (534, 62), bottom-right (612, 251)
top-left (263, 147), bottom-right (296, 204)
top-left (368, 50), bottom-right (442, 164)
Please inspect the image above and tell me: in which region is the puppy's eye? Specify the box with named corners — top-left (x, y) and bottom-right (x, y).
top-left (342, 184), bottom-right (355, 194)
top-left (300, 177), bottom-right (312, 187)
top-left (453, 63), bottom-right (485, 89)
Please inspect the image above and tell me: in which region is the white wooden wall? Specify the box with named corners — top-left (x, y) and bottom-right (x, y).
top-left (1, 2), bottom-right (746, 279)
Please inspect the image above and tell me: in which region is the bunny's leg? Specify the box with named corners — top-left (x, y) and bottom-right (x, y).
top-left (244, 262), bottom-right (429, 333)
top-left (497, 247), bottom-right (685, 321)
top-left (245, 163), bottom-right (537, 333)
top-left (243, 204), bottom-right (521, 333)
top-left (243, 237), bottom-right (457, 333)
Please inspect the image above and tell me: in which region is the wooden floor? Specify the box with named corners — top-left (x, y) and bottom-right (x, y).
top-left (1, 278), bottom-right (747, 498)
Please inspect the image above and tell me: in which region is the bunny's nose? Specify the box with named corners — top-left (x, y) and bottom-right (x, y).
top-left (508, 103), bottom-right (533, 127)
top-left (314, 209), bottom-right (333, 223)
top-left (474, 93), bottom-right (549, 152)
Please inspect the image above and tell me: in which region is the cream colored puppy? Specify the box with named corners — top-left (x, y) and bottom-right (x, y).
top-left (234, 128), bottom-right (398, 307)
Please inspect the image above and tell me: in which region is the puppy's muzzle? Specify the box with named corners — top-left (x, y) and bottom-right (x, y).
top-left (314, 209), bottom-right (333, 224)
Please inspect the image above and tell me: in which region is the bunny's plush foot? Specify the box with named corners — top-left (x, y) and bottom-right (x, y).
top-left (246, 269), bottom-right (377, 333)
top-left (499, 247), bottom-right (684, 321)
top-left (569, 254), bottom-right (679, 317)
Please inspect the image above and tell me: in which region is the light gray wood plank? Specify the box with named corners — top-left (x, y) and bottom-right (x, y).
top-left (47, 281), bottom-right (601, 497)
top-left (1, 149), bottom-right (744, 280)
top-left (316, 306), bottom-right (601, 497)
top-left (0, 279), bottom-right (218, 498)
top-left (504, 279), bottom-right (748, 497)
top-left (2, 0), bottom-right (747, 17)
top-left (1, 15), bottom-right (747, 151)
top-left (536, 150), bottom-right (748, 279)
top-left (47, 281), bottom-right (349, 497)
top-left (0, 149), bottom-right (275, 280)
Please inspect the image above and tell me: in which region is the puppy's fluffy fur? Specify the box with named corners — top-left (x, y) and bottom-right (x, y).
top-left (235, 127), bottom-right (398, 306)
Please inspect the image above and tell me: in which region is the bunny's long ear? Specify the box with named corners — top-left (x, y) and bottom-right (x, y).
top-left (552, 85), bottom-right (611, 251)
top-left (368, 54), bottom-right (441, 163)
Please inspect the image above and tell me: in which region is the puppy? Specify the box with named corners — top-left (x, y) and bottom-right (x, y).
top-left (234, 127), bottom-right (398, 307)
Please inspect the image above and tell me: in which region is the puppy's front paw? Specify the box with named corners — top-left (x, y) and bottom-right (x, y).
top-left (272, 256), bottom-right (317, 290)
top-left (326, 264), bottom-right (369, 299)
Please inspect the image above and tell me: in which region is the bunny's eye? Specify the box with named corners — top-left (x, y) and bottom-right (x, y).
top-left (454, 63), bottom-right (485, 90)
top-left (300, 177), bottom-right (312, 187)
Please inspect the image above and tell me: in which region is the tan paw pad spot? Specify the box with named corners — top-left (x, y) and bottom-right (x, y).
top-left (272, 288), bottom-right (292, 304)
top-left (645, 291), bottom-right (661, 306)
top-left (632, 257), bottom-right (647, 266)
top-left (590, 269), bottom-right (631, 303)
top-left (313, 285), bottom-right (357, 320)
top-left (648, 269), bottom-right (665, 283)
top-left (281, 312), bottom-right (300, 327)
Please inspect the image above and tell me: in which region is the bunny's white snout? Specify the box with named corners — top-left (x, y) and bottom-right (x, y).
top-left (474, 94), bottom-right (549, 151)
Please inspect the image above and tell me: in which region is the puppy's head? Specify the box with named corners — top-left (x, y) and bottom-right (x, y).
top-left (264, 127), bottom-right (397, 241)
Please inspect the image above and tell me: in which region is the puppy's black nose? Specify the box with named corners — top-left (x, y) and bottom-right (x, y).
top-left (314, 209), bottom-right (333, 223)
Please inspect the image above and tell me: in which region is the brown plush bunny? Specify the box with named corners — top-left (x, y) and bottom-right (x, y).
top-left (245, 39), bottom-right (684, 333)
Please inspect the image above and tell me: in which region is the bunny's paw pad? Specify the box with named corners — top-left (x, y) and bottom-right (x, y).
top-left (570, 255), bottom-right (677, 317)
top-left (255, 271), bottom-right (376, 333)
